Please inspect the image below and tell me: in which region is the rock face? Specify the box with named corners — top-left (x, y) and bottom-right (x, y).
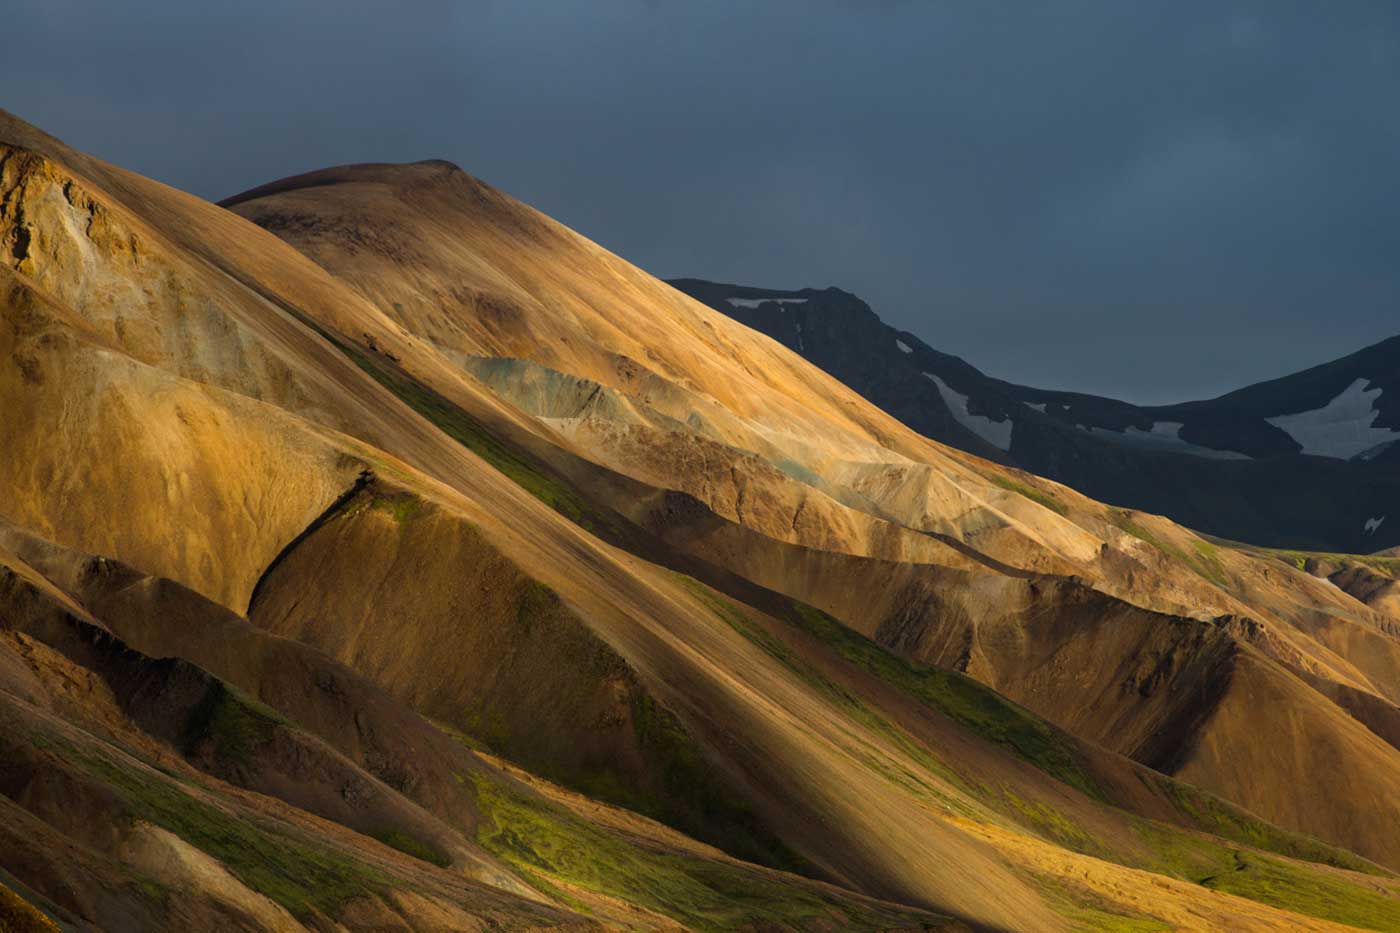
top-left (673, 277), bottom-right (1400, 553)
top-left (4, 108), bottom-right (1400, 930)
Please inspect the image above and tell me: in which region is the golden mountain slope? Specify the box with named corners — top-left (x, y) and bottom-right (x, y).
top-left (0, 107), bottom-right (1398, 930)
top-left (225, 154), bottom-right (1400, 868)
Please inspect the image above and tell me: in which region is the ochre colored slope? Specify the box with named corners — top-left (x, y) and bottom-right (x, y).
top-left (2, 107), bottom-right (1400, 929)
top-left (224, 147), bottom-right (1400, 880)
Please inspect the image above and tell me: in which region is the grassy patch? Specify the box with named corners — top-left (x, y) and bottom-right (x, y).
top-left (1135, 819), bottom-right (1400, 930)
top-left (1158, 776), bottom-right (1383, 876)
top-left (1109, 510), bottom-right (1227, 585)
top-left (337, 341), bottom-right (606, 532)
top-left (987, 474), bottom-right (1067, 516)
top-left (467, 771), bottom-right (943, 932)
top-left (40, 738), bottom-right (389, 919)
top-left (1264, 547), bottom-right (1400, 579)
top-left (1189, 539), bottom-right (1227, 584)
top-left (336, 486), bottom-right (423, 525)
top-left (369, 830), bottom-right (451, 867)
top-left (670, 577), bottom-right (984, 824)
top-left (450, 574), bottom-right (804, 875)
top-left (992, 785), bottom-right (1110, 860)
top-left (783, 601), bottom-right (1101, 799)
top-left (181, 681), bottom-right (287, 766)
top-left (1201, 851), bottom-right (1400, 931)
top-left (621, 690), bottom-right (807, 874)
top-left (277, 303), bottom-right (611, 534)
top-left (372, 491), bottom-right (422, 524)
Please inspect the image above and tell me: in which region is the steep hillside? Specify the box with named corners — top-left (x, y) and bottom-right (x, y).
top-left (2, 108), bottom-right (1400, 930)
top-left (225, 153), bottom-right (1400, 868)
top-left (673, 278), bottom-right (1400, 554)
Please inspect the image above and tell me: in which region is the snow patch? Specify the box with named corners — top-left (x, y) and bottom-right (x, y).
top-left (924, 373), bottom-right (1013, 451)
top-left (726, 297), bottom-right (809, 309)
top-left (1266, 378), bottom-right (1400, 460)
top-left (1024, 402), bottom-right (1048, 413)
top-left (896, 339), bottom-right (913, 354)
top-left (1366, 515), bottom-right (1386, 535)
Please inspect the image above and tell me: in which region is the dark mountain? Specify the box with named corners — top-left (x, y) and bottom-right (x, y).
top-left (672, 278), bottom-right (1400, 553)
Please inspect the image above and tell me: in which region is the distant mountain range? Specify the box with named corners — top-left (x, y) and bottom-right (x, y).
top-left (673, 278), bottom-right (1400, 553)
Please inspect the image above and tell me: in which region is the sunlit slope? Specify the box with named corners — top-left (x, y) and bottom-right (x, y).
top-left (0, 109), bottom-right (1071, 928)
top-left (226, 152), bottom-right (1400, 874)
top-left (0, 108), bottom-right (1065, 929)
top-left (2, 106), bottom-right (1400, 929)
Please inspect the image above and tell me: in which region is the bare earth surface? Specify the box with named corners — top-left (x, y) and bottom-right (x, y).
top-left (2, 108), bottom-right (1400, 930)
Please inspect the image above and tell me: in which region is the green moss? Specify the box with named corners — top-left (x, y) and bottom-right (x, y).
top-left (987, 474), bottom-right (1067, 516)
top-left (274, 303), bottom-right (612, 535)
top-left (1109, 510), bottom-right (1228, 585)
top-left (369, 830), bottom-right (451, 867)
top-left (993, 785), bottom-right (1110, 859)
top-left (1188, 539), bottom-right (1228, 584)
top-left (41, 738), bottom-right (389, 919)
top-left (338, 342), bottom-right (606, 532)
top-left (1134, 819), bottom-right (1400, 930)
top-left (672, 577), bottom-right (1396, 928)
top-left (621, 690), bottom-right (808, 874)
top-left (782, 601), bottom-right (1101, 799)
top-left (1157, 776), bottom-right (1383, 876)
top-left (447, 574), bottom-right (803, 875)
top-left (181, 682), bottom-right (286, 766)
top-left (467, 772), bottom-right (944, 932)
top-left (674, 574), bottom-right (1108, 826)
top-left (1263, 547), bottom-right (1400, 580)
top-left (371, 492), bottom-right (422, 524)
top-left (1200, 851), bottom-right (1400, 931)
top-left (673, 576), bottom-right (1121, 842)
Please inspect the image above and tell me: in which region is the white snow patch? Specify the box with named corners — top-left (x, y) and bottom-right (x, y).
top-left (1366, 515), bottom-right (1386, 535)
top-left (1024, 402), bottom-right (1048, 413)
top-left (726, 297), bottom-right (809, 309)
top-left (924, 373), bottom-right (1013, 451)
top-left (1266, 378), bottom-right (1400, 460)
top-left (896, 339), bottom-right (913, 353)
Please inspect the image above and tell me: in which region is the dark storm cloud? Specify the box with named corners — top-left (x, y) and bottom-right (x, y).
top-left (10, 0), bottom-right (1400, 402)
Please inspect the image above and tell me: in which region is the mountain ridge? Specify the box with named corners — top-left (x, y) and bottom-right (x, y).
top-left (3, 108), bottom-right (1400, 930)
top-left (673, 277), bottom-right (1400, 553)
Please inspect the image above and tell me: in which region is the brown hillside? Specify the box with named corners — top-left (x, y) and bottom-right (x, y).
top-left (1, 107), bottom-right (1398, 929)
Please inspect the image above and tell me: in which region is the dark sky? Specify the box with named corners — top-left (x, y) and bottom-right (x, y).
top-left (11, 1), bottom-right (1400, 403)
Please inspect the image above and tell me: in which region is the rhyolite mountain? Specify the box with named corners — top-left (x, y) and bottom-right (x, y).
top-left (673, 278), bottom-right (1400, 554)
top-left (4, 107), bottom-right (1400, 931)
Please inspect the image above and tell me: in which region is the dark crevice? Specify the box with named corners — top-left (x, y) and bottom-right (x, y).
top-left (245, 468), bottom-right (374, 617)
top-left (9, 223), bottom-right (29, 261)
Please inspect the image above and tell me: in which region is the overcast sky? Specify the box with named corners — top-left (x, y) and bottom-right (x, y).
top-left (10, 1), bottom-right (1400, 403)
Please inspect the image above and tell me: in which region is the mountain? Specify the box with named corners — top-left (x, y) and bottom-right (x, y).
top-left (3, 109), bottom-right (1400, 930)
top-left (671, 279), bottom-right (1400, 555)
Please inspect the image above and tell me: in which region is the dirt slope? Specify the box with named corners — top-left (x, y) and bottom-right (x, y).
top-left (1, 107), bottom-right (1399, 930)
top-left (226, 148), bottom-right (1400, 874)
